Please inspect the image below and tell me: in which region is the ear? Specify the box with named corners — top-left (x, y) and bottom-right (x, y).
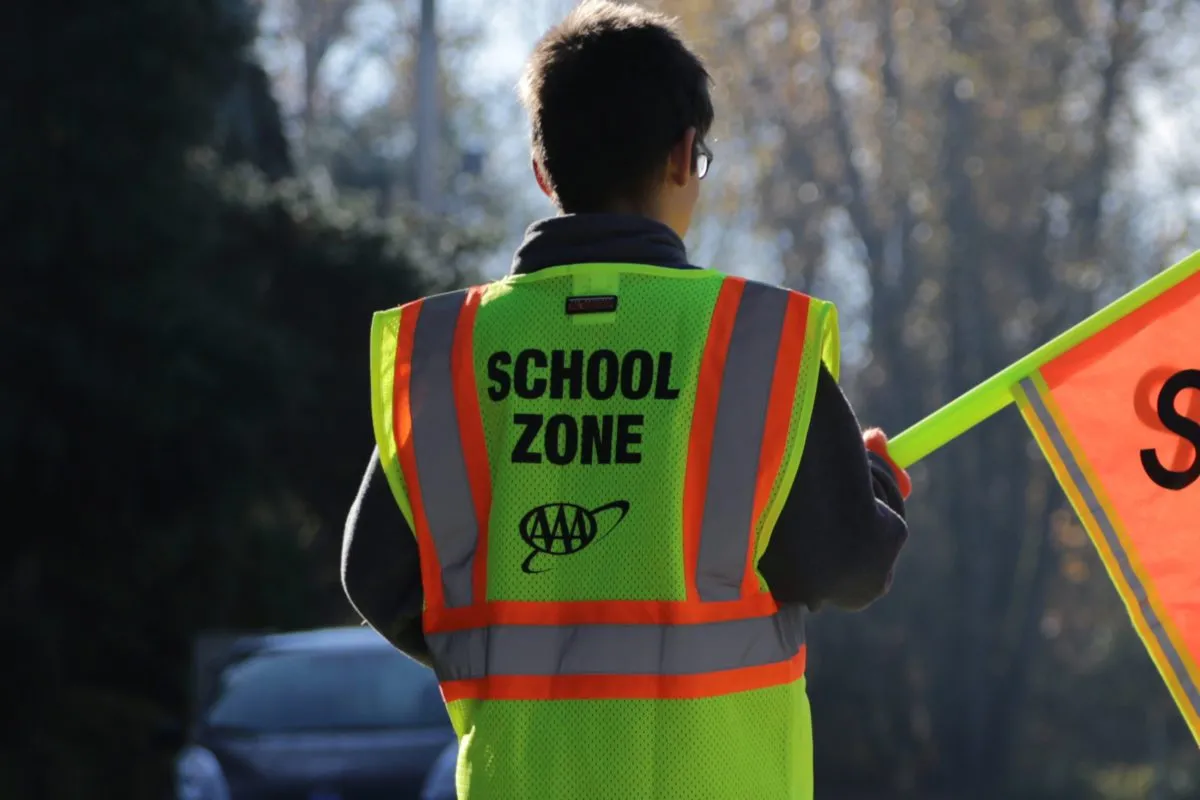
top-left (667, 127), bottom-right (697, 188)
top-left (533, 159), bottom-right (554, 200)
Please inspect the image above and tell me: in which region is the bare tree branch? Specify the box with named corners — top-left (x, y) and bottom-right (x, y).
top-left (814, 0), bottom-right (885, 271)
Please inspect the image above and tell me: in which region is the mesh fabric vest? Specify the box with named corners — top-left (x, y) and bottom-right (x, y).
top-left (369, 264), bottom-right (840, 799)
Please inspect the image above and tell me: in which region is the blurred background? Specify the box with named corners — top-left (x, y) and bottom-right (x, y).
top-left (4, 0), bottom-right (1200, 798)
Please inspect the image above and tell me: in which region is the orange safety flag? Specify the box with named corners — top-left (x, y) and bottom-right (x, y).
top-left (1013, 267), bottom-right (1200, 740)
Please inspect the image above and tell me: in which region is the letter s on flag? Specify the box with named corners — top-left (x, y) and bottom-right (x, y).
top-left (1139, 368), bottom-right (1200, 491)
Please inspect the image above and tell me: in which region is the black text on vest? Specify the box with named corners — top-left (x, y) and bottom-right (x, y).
top-left (487, 349), bottom-right (680, 466)
top-left (1141, 368), bottom-right (1200, 491)
top-left (512, 413), bottom-right (643, 465)
top-left (487, 349), bottom-right (680, 402)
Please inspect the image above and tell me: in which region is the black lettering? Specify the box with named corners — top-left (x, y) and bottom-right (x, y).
top-left (550, 350), bottom-right (584, 400)
top-left (545, 414), bottom-right (578, 465)
top-left (654, 352), bottom-right (681, 399)
top-left (512, 414), bottom-right (543, 463)
top-left (580, 415), bottom-right (614, 465)
top-left (587, 350), bottom-right (619, 400)
top-left (615, 414), bottom-right (644, 464)
top-left (1141, 369), bottom-right (1200, 491)
top-left (487, 351), bottom-right (512, 401)
top-left (621, 350), bottom-right (654, 400)
top-left (515, 349), bottom-right (547, 399)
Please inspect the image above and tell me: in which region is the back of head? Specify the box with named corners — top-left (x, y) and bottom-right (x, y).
top-left (519, 0), bottom-right (713, 214)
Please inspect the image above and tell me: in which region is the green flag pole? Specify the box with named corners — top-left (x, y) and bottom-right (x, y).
top-left (888, 250), bottom-right (1200, 469)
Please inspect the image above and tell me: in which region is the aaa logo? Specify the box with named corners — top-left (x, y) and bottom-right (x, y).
top-left (518, 500), bottom-right (630, 574)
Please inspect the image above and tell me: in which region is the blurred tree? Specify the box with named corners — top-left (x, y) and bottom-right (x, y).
top-left (216, 58), bottom-right (294, 179)
top-left (256, 0), bottom-right (514, 233)
top-left (658, 0), bottom-right (1199, 796)
top-left (0, 0), bottom-right (486, 796)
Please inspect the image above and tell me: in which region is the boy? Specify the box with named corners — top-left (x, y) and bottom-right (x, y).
top-left (344, 2), bottom-right (910, 797)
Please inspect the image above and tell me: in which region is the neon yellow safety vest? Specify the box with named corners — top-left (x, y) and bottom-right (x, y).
top-left (369, 264), bottom-right (839, 799)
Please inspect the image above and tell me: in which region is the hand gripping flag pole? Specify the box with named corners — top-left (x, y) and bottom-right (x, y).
top-left (888, 249), bottom-right (1200, 745)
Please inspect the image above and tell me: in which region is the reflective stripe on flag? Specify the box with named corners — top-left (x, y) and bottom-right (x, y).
top-left (1012, 267), bottom-right (1200, 743)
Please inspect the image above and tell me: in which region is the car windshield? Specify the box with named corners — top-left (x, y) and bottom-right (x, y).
top-left (204, 647), bottom-right (447, 733)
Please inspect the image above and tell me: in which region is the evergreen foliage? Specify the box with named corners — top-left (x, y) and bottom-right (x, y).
top-left (0, 2), bottom-right (479, 795)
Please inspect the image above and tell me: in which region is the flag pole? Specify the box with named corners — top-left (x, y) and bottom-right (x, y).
top-left (888, 250), bottom-right (1200, 469)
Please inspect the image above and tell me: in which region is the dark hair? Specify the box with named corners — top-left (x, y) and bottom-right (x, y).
top-left (518, 0), bottom-right (714, 213)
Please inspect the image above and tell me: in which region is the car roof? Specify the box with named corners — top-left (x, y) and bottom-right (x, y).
top-left (254, 625), bottom-right (397, 654)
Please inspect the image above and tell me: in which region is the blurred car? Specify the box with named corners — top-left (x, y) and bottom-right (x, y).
top-left (174, 625), bottom-right (455, 800)
top-left (418, 740), bottom-right (458, 800)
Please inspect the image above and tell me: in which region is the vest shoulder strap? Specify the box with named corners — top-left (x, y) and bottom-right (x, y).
top-left (745, 286), bottom-right (840, 575)
top-left (369, 305), bottom-right (415, 530)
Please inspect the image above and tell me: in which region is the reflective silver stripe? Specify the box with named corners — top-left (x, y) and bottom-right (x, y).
top-left (428, 605), bottom-right (806, 682)
top-left (696, 281), bottom-right (793, 601)
top-left (1021, 377), bottom-right (1200, 714)
top-left (409, 289), bottom-right (478, 608)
